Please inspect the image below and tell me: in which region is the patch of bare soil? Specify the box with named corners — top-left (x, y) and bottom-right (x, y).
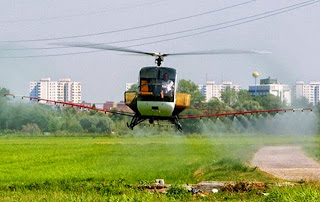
top-left (252, 146), bottom-right (320, 181)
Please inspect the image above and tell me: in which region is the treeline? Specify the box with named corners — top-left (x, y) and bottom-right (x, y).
top-left (0, 79), bottom-right (317, 135)
top-left (0, 88), bottom-right (124, 135)
top-left (178, 79), bottom-right (316, 133)
top-left (178, 79), bottom-right (313, 111)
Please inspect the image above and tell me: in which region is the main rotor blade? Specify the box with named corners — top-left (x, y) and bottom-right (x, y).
top-left (53, 42), bottom-right (156, 56)
top-left (163, 49), bottom-right (271, 56)
top-left (53, 43), bottom-right (270, 57)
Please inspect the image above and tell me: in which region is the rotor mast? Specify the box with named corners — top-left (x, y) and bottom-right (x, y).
top-left (155, 55), bottom-right (164, 66)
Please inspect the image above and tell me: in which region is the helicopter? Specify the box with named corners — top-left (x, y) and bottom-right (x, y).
top-left (5, 43), bottom-right (313, 131)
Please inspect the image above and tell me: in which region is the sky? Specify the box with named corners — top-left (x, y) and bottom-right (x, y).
top-left (0, 0), bottom-right (319, 102)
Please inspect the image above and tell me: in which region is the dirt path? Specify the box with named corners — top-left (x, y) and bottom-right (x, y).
top-left (252, 146), bottom-right (320, 181)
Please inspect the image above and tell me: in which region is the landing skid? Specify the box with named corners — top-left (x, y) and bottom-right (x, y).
top-left (170, 116), bottom-right (183, 131)
top-left (127, 115), bottom-right (183, 131)
top-left (127, 115), bottom-right (146, 130)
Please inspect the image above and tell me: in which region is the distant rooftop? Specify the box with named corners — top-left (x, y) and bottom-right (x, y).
top-left (260, 76), bottom-right (278, 85)
top-left (206, 81), bottom-right (215, 84)
top-left (310, 82), bottom-right (320, 85)
top-left (205, 81), bottom-right (235, 85)
top-left (296, 81), bottom-right (320, 85)
top-left (59, 78), bottom-right (71, 82)
top-left (40, 78), bottom-right (51, 82)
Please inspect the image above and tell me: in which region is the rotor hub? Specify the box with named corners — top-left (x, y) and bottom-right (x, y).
top-left (155, 56), bottom-right (164, 66)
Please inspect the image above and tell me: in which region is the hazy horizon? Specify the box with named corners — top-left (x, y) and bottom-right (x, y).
top-left (0, 0), bottom-right (319, 102)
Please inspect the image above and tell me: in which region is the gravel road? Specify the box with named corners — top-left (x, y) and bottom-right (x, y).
top-left (252, 146), bottom-right (320, 181)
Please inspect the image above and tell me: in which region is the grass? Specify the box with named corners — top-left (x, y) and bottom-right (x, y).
top-left (0, 134), bottom-right (319, 201)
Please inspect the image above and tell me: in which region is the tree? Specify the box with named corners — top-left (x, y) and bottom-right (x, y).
top-left (47, 116), bottom-right (62, 132)
top-left (96, 117), bottom-right (114, 133)
top-left (21, 123), bottom-right (41, 134)
top-left (178, 79), bottom-right (205, 107)
top-left (6, 103), bottom-right (28, 130)
top-left (128, 84), bottom-right (138, 92)
top-left (25, 104), bottom-right (50, 132)
top-left (237, 90), bottom-right (254, 104)
top-left (206, 98), bottom-right (228, 111)
top-left (221, 87), bottom-right (237, 107)
top-left (62, 106), bottom-right (78, 116)
top-left (292, 97), bottom-right (313, 108)
top-left (80, 116), bottom-right (99, 133)
top-left (240, 100), bottom-right (263, 111)
top-left (317, 103), bottom-right (320, 115)
top-left (225, 90), bottom-right (262, 111)
top-left (0, 88), bottom-right (10, 97)
top-left (109, 108), bottom-right (126, 122)
top-left (0, 88), bottom-right (10, 130)
top-left (255, 94), bottom-right (284, 109)
top-left (61, 116), bottom-right (83, 133)
top-left (80, 116), bottom-right (114, 133)
top-left (177, 80), bottom-right (206, 133)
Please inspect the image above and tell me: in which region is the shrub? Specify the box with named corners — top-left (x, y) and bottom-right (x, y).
top-left (21, 123), bottom-right (41, 134)
top-left (166, 185), bottom-right (191, 199)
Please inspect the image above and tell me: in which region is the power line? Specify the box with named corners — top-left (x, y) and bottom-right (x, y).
top-left (0, 0), bottom-right (318, 59)
top-left (2, 0), bottom-right (317, 51)
top-left (0, 0), bottom-right (167, 23)
top-left (1, 0), bottom-right (317, 58)
top-left (0, 0), bottom-right (257, 43)
top-left (130, 0), bottom-right (319, 48)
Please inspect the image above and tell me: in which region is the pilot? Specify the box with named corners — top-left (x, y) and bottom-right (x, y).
top-left (161, 73), bottom-right (174, 98)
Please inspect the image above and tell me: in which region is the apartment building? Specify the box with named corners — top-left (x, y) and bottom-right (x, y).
top-left (248, 77), bottom-right (291, 106)
top-left (29, 78), bottom-right (81, 103)
top-left (198, 81), bottom-right (241, 102)
top-left (294, 81), bottom-right (320, 106)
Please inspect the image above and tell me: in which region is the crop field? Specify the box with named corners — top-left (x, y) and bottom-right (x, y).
top-left (0, 134), bottom-right (320, 201)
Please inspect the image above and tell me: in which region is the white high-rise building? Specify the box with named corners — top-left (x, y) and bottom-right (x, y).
top-left (29, 78), bottom-right (58, 101)
top-left (29, 78), bottom-right (82, 103)
top-left (198, 81), bottom-right (241, 102)
top-left (294, 81), bottom-right (320, 106)
top-left (248, 77), bottom-right (291, 106)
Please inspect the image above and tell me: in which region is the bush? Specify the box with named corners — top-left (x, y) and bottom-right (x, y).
top-left (214, 158), bottom-right (256, 172)
top-left (80, 116), bottom-right (113, 133)
top-left (21, 123), bottom-right (41, 134)
top-left (166, 185), bottom-right (191, 199)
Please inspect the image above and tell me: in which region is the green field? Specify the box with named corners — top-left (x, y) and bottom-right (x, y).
top-left (0, 134), bottom-right (320, 201)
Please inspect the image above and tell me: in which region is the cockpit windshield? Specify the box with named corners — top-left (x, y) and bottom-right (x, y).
top-left (139, 67), bottom-right (176, 102)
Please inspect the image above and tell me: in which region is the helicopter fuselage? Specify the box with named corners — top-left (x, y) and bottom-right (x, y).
top-left (137, 101), bottom-right (175, 117)
top-left (124, 66), bottom-right (191, 130)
